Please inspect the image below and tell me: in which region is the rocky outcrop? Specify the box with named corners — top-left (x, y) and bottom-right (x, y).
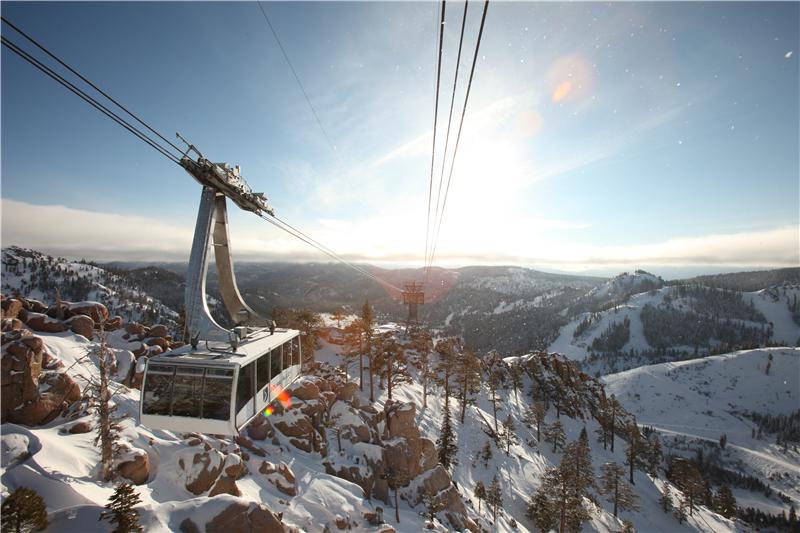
top-left (66, 315), bottom-right (94, 340)
top-left (118, 449), bottom-right (150, 485)
top-left (259, 460), bottom-right (297, 496)
top-left (178, 449), bottom-right (226, 495)
top-left (24, 312), bottom-right (67, 333)
top-left (205, 501), bottom-right (287, 533)
top-left (1, 298), bottom-right (24, 320)
top-left (1, 335), bottom-right (80, 425)
top-left (65, 301), bottom-right (109, 323)
top-left (406, 465), bottom-right (478, 533)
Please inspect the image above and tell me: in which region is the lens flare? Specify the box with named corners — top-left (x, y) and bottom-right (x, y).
top-left (546, 54), bottom-right (594, 104)
top-left (263, 405), bottom-right (274, 417)
top-left (551, 81), bottom-right (572, 103)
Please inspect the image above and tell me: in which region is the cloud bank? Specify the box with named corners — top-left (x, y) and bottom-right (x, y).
top-left (2, 199), bottom-right (797, 274)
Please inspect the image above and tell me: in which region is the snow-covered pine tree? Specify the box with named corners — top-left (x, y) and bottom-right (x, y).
top-left (436, 399), bottom-right (458, 471)
top-left (99, 483), bottom-right (143, 533)
top-left (454, 347), bottom-right (482, 423)
top-left (544, 420), bottom-right (566, 453)
top-left (598, 462), bottom-right (639, 518)
top-left (88, 328), bottom-right (126, 482)
top-left (714, 484), bottom-right (737, 519)
top-left (1, 486), bottom-right (48, 533)
top-left (486, 474), bottom-right (503, 523)
top-left (501, 414), bottom-right (519, 455)
top-left (526, 487), bottom-right (556, 533)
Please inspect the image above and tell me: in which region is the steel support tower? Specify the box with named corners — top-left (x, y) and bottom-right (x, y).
top-left (402, 281), bottom-right (425, 331)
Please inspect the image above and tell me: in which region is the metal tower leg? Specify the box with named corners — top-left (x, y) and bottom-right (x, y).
top-left (185, 187), bottom-right (238, 348)
top-left (211, 195), bottom-right (267, 327)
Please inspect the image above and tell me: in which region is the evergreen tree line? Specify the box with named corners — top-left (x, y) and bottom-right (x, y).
top-left (590, 317), bottom-right (631, 353)
top-left (668, 283), bottom-right (767, 323)
top-left (743, 409), bottom-right (800, 444)
top-left (641, 303), bottom-right (772, 351)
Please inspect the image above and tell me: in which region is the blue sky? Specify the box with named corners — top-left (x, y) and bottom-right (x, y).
top-left (1, 1), bottom-right (798, 276)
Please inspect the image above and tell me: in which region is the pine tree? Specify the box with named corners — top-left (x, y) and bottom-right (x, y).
top-left (529, 401), bottom-right (546, 442)
top-left (608, 394), bottom-right (622, 452)
top-left (474, 480), bottom-right (486, 515)
top-left (486, 474), bottom-right (503, 523)
top-left (434, 338), bottom-right (458, 406)
top-left (361, 300), bottom-right (375, 401)
top-left (714, 485), bottom-right (737, 519)
top-left (487, 368), bottom-right (503, 434)
top-left (99, 483), bottom-right (143, 533)
top-left (659, 485), bottom-right (673, 513)
top-left (544, 420), bottom-right (566, 453)
top-left (376, 333), bottom-right (410, 400)
top-left (454, 348), bottom-right (482, 423)
top-left (479, 440), bottom-right (493, 468)
top-left (341, 320), bottom-right (363, 385)
top-left (647, 438), bottom-right (662, 477)
top-left (526, 487), bottom-right (556, 533)
top-left (508, 363), bottom-right (524, 404)
top-left (381, 465), bottom-right (408, 523)
top-left (563, 430), bottom-right (594, 500)
top-left (621, 519), bottom-right (636, 533)
top-left (598, 462), bottom-right (639, 518)
top-left (624, 422), bottom-right (646, 485)
top-left (331, 307), bottom-right (345, 328)
top-left (501, 414), bottom-right (520, 455)
top-left (410, 327), bottom-right (433, 408)
top-left (674, 498), bottom-right (688, 524)
top-left (89, 328), bottom-right (126, 482)
top-left (670, 458), bottom-right (704, 517)
top-left (436, 400), bottom-right (458, 471)
top-left (543, 465), bottom-right (589, 533)
top-left (422, 492), bottom-right (445, 526)
top-left (1, 486), bottom-right (48, 533)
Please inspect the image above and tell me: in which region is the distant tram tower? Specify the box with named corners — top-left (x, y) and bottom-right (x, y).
top-left (402, 281), bottom-right (425, 330)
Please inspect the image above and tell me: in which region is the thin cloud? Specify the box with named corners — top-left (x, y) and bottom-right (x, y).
top-left (3, 199), bottom-right (795, 273)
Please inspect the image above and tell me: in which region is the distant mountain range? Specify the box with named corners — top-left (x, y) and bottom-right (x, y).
top-left (4, 246), bottom-right (799, 362)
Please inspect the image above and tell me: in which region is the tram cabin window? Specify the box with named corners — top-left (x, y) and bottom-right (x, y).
top-left (143, 364), bottom-right (174, 416)
top-left (256, 351), bottom-right (270, 391)
top-left (291, 337), bottom-right (301, 366)
top-left (236, 362), bottom-right (255, 412)
top-left (172, 366), bottom-right (204, 418)
top-left (203, 368), bottom-right (234, 420)
top-left (143, 364), bottom-right (234, 420)
top-left (270, 347), bottom-right (282, 379)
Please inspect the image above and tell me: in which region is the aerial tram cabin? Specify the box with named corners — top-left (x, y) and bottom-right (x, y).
top-left (141, 328), bottom-right (301, 435)
top-left (139, 143), bottom-right (304, 436)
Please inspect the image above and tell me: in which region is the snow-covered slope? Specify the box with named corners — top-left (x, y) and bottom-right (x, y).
top-left (550, 284), bottom-right (800, 366)
top-left (2, 246), bottom-right (178, 328)
top-left (604, 348), bottom-right (800, 517)
top-left (587, 270), bottom-right (664, 301)
top-left (2, 325), bottom-right (749, 533)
